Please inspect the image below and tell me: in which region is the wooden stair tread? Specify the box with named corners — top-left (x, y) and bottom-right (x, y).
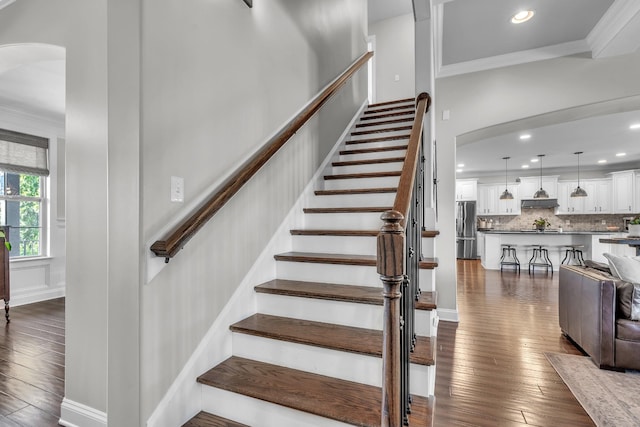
top-left (291, 229), bottom-right (378, 236)
top-left (182, 411), bottom-right (249, 427)
top-left (275, 251), bottom-right (438, 269)
top-left (198, 356), bottom-right (434, 427)
top-left (365, 105), bottom-right (414, 115)
top-left (231, 313), bottom-right (434, 366)
top-left (355, 117), bottom-right (413, 128)
top-left (340, 144), bottom-right (408, 155)
top-left (422, 229), bottom-right (440, 238)
top-left (368, 97), bottom-right (414, 108)
top-left (360, 111), bottom-right (414, 121)
top-left (351, 125), bottom-right (413, 135)
top-left (315, 187), bottom-right (397, 196)
top-left (255, 278), bottom-right (437, 311)
top-left (345, 134), bottom-right (410, 144)
top-left (303, 206), bottom-right (389, 213)
top-left (324, 171), bottom-right (401, 180)
top-left (332, 157), bottom-right (404, 167)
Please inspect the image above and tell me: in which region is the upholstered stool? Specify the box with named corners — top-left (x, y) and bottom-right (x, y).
top-left (561, 245), bottom-right (585, 266)
top-left (500, 244), bottom-right (520, 273)
top-left (528, 245), bottom-right (553, 275)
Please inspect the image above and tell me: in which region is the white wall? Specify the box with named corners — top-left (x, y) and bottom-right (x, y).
top-left (369, 14), bottom-right (415, 102)
top-left (435, 52), bottom-right (640, 315)
top-left (0, 107), bottom-right (65, 306)
top-left (140, 0), bottom-right (368, 422)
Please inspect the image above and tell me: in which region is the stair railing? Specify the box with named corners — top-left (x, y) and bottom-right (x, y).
top-left (377, 92), bottom-right (431, 426)
top-left (149, 51), bottom-right (373, 262)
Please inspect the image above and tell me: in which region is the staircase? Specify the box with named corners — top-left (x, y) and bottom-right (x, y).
top-left (183, 98), bottom-right (439, 427)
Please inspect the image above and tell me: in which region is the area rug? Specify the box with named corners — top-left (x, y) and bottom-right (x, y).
top-left (545, 352), bottom-right (640, 426)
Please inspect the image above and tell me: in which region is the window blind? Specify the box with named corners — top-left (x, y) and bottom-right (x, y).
top-left (0, 129), bottom-right (49, 176)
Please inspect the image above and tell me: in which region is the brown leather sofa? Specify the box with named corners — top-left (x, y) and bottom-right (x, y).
top-left (559, 264), bottom-right (640, 370)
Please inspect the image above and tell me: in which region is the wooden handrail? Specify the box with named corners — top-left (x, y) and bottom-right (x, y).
top-left (377, 92), bottom-right (431, 427)
top-left (391, 92), bottom-right (431, 224)
top-left (150, 51), bottom-right (373, 261)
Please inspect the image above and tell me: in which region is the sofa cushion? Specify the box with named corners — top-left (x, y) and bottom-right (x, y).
top-left (603, 253), bottom-right (640, 282)
top-left (633, 284), bottom-right (640, 321)
top-left (617, 318), bottom-right (640, 341)
top-left (616, 281), bottom-right (634, 319)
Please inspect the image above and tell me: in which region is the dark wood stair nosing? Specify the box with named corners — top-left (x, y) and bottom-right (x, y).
top-left (255, 278), bottom-right (437, 311)
top-left (365, 105), bottom-right (415, 115)
top-left (331, 157), bottom-right (405, 167)
top-left (368, 97), bottom-right (414, 108)
top-left (339, 144), bottom-right (408, 155)
top-left (350, 125), bottom-right (413, 136)
top-left (229, 313), bottom-right (435, 366)
top-left (360, 111), bottom-right (415, 121)
top-left (314, 187), bottom-right (397, 196)
top-left (303, 206), bottom-right (390, 214)
top-left (274, 251), bottom-right (438, 270)
top-left (323, 171), bottom-right (401, 180)
top-left (197, 356), bottom-right (434, 427)
top-left (355, 117), bottom-right (414, 128)
top-left (182, 411), bottom-right (249, 427)
top-left (345, 134), bottom-right (411, 145)
top-left (422, 230), bottom-right (440, 238)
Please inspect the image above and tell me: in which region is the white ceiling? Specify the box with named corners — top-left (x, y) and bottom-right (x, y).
top-left (368, 0), bottom-right (640, 178)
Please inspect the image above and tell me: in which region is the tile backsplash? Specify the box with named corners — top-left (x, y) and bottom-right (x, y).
top-left (479, 208), bottom-right (632, 232)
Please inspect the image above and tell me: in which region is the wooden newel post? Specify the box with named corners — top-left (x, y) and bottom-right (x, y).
top-left (377, 210), bottom-right (405, 427)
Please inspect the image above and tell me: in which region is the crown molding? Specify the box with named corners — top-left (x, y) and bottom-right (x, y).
top-left (587, 0), bottom-right (640, 58)
top-left (0, 0), bottom-right (16, 11)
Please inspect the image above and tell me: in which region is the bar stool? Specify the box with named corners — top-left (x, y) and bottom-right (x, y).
top-left (500, 244), bottom-right (520, 273)
top-left (561, 245), bottom-right (585, 266)
top-left (528, 244), bottom-right (553, 275)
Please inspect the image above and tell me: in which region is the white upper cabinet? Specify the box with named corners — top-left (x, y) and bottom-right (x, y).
top-left (497, 184), bottom-right (520, 215)
top-left (610, 171), bottom-right (636, 214)
top-left (456, 179), bottom-right (478, 201)
top-left (557, 181), bottom-right (583, 214)
top-left (582, 179), bottom-right (612, 213)
top-left (477, 184), bottom-right (498, 215)
top-left (518, 176), bottom-right (558, 200)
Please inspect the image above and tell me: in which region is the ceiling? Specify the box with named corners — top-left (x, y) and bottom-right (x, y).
top-left (369, 0), bottom-right (640, 179)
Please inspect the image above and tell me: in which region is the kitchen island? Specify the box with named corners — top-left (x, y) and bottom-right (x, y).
top-left (478, 230), bottom-right (633, 271)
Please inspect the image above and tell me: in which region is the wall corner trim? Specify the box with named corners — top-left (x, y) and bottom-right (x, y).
top-left (59, 398), bottom-right (107, 427)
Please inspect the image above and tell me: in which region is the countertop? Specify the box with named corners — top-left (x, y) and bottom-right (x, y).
top-left (478, 230), bottom-right (619, 235)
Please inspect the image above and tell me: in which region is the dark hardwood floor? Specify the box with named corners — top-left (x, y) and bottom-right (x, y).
top-left (434, 260), bottom-right (594, 426)
top-left (0, 298), bottom-right (64, 427)
top-left (0, 264), bottom-right (594, 427)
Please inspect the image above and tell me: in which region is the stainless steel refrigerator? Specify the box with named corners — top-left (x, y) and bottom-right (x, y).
top-left (456, 201), bottom-right (477, 259)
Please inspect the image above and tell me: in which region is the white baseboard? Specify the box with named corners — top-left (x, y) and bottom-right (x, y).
top-left (9, 287), bottom-right (65, 307)
top-left (437, 308), bottom-right (460, 322)
top-left (59, 398), bottom-right (107, 427)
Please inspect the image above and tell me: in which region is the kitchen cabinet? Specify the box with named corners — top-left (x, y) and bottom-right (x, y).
top-left (497, 184), bottom-right (520, 214)
top-left (582, 179), bottom-right (611, 213)
top-left (477, 184), bottom-right (498, 215)
top-left (610, 171), bottom-right (636, 214)
top-left (636, 174), bottom-right (640, 212)
top-left (477, 184), bottom-right (519, 215)
top-left (456, 179), bottom-right (477, 201)
top-left (518, 176), bottom-right (558, 200)
top-left (557, 179), bottom-right (611, 214)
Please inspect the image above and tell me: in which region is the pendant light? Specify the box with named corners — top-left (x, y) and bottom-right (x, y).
top-left (570, 151), bottom-right (588, 197)
top-left (533, 154), bottom-right (549, 198)
top-left (499, 156), bottom-right (513, 200)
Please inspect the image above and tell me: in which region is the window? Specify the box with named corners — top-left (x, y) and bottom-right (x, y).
top-left (0, 172), bottom-right (44, 257)
top-left (0, 129), bottom-right (49, 259)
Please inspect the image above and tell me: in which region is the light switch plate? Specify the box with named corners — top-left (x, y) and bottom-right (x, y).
top-left (171, 176), bottom-right (184, 202)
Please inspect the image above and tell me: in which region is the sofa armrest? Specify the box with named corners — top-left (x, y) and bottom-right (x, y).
top-left (559, 265), bottom-right (616, 367)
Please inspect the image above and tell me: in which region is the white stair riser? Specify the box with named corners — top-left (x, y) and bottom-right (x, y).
top-left (201, 387), bottom-right (350, 427)
top-left (292, 234), bottom-right (377, 256)
top-left (331, 162), bottom-right (403, 175)
top-left (303, 212), bottom-right (384, 229)
top-left (339, 149), bottom-right (407, 162)
top-left (323, 176), bottom-right (400, 191)
top-left (422, 237), bottom-right (436, 258)
top-left (232, 333), bottom-right (432, 396)
top-left (411, 364), bottom-right (436, 397)
top-left (276, 260), bottom-right (435, 289)
top-left (256, 293), bottom-right (435, 336)
top-left (305, 192), bottom-right (396, 208)
top-left (349, 129), bottom-right (411, 139)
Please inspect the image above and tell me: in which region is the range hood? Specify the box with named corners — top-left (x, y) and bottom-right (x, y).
top-left (521, 199), bottom-right (559, 209)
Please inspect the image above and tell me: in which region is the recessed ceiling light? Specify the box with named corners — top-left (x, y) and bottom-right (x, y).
top-left (457, 163), bottom-right (465, 167)
top-left (511, 10), bottom-right (535, 24)
top-left (521, 164), bottom-right (530, 169)
top-left (530, 158), bottom-right (539, 163)
top-left (616, 152), bottom-right (627, 157)
top-left (598, 159), bottom-right (607, 164)
top-left (630, 123), bottom-right (640, 130)
top-left (456, 169), bottom-right (463, 173)
top-left (519, 134), bottom-right (531, 140)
